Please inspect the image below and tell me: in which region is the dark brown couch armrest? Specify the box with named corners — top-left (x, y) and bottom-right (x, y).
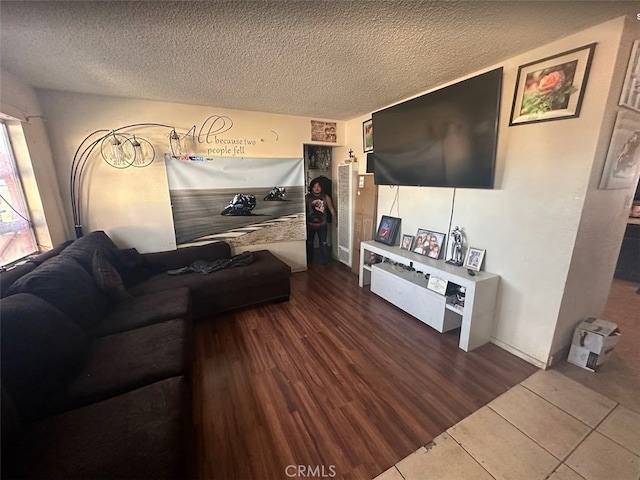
top-left (141, 242), bottom-right (231, 273)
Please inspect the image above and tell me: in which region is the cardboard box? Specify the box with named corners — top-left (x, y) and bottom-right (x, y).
top-left (351, 174), bottom-right (377, 274)
top-left (567, 317), bottom-right (621, 372)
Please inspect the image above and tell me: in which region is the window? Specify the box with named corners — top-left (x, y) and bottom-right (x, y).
top-left (0, 122), bottom-right (37, 267)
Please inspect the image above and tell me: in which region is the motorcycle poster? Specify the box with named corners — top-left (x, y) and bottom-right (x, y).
top-left (165, 156), bottom-right (305, 247)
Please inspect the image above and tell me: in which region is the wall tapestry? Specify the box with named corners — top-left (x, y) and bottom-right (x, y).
top-left (165, 156), bottom-right (305, 247)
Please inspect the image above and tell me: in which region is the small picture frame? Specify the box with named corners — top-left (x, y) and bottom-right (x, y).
top-left (509, 43), bottom-right (596, 126)
top-left (400, 234), bottom-right (414, 250)
top-left (412, 228), bottom-right (429, 255)
top-left (464, 247), bottom-right (486, 271)
top-left (424, 230), bottom-right (446, 259)
top-left (427, 275), bottom-right (449, 295)
top-left (311, 120), bottom-right (337, 142)
top-left (363, 119), bottom-right (373, 153)
top-left (374, 215), bottom-right (401, 246)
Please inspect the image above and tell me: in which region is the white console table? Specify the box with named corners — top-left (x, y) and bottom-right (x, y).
top-left (359, 240), bottom-right (499, 352)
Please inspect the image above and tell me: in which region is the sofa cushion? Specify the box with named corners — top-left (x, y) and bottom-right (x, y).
top-left (0, 293), bottom-right (90, 420)
top-left (0, 262), bottom-right (36, 298)
top-left (6, 256), bottom-right (108, 331)
top-left (142, 241), bottom-right (231, 273)
top-left (48, 318), bottom-right (190, 414)
top-left (59, 230), bottom-right (119, 273)
top-left (4, 376), bottom-right (191, 480)
top-left (92, 250), bottom-right (132, 302)
top-left (60, 231), bottom-right (154, 286)
top-left (129, 250), bottom-right (290, 317)
top-left (107, 247), bottom-right (154, 287)
top-left (1, 386), bottom-right (22, 451)
top-left (28, 240), bottom-right (74, 265)
top-left (90, 288), bottom-right (191, 337)
top-left (131, 249), bottom-right (290, 295)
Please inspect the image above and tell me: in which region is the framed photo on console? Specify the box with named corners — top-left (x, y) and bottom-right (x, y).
top-left (412, 228), bottom-right (429, 255)
top-left (464, 247), bottom-right (485, 271)
top-left (400, 234), bottom-right (414, 250)
top-left (374, 215), bottom-right (401, 246)
top-left (424, 230), bottom-right (446, 259)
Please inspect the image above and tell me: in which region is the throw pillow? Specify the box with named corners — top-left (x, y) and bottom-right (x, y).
top-left (105, 247), bottom-right (154, 287)
top-left (58, 230), bottom-right (119, 274)
top-left (92, 250), bottom-right (133, 302)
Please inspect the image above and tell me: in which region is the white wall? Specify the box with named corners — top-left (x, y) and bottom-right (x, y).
top-left (37, 91), bottom-right (344, 270)
top-left (550, 16), bottom-right (640, 362)
top-left (0, 70), bottom-right (70, 248)
top-left (344, 16), bottom-right (630, 367)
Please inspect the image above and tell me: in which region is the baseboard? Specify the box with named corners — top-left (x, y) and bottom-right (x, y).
top-left (547, 344), bottom-right (571, 368)
top-left (490, 338), bottom-right (547, 370)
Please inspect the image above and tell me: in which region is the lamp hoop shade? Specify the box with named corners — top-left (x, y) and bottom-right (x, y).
top-left (124, 136), bottom-right (155, 167)
top-left (100, 133), bottom-right (133, 168)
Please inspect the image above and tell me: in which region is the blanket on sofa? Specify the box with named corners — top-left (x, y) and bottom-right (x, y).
top-left (167, 251), bottom-right (254, 276)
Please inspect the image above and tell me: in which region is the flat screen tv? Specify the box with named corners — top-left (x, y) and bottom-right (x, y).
top-left (371, 67), bottom-right (503, 188)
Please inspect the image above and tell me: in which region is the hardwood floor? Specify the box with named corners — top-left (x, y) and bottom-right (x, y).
top-left (193, 260), bottom-right (538, 479)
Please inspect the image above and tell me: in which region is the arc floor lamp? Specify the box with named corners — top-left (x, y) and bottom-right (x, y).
top-left (70, 123), bottom-right (182, 238)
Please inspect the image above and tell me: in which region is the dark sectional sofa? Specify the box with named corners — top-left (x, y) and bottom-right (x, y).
top-left (0, 231), bottom-right (291, 479)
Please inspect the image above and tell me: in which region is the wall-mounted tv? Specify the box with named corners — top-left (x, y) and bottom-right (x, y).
top-left (371, 67), bottom-right (503, 188)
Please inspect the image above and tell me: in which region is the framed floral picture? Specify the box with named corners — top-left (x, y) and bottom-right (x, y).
top-left (363, 119), bottom-right (373, 153)
top-left (509, 43), bottom-right (596, 126)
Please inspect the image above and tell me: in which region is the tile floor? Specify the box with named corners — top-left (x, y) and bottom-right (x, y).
top-left (374, 369), bottom-right (640, 480)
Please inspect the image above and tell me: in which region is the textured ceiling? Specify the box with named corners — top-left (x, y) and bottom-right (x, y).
top-left (0, 1), bottom-right (636, 120)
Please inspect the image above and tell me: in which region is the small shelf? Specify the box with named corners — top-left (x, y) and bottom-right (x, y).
top-left (363, 264), bottom-right (371, 272)
top-left (373, 262), bottom-right (429, 289)
top-left (445, 303), bottom-right (464, 315)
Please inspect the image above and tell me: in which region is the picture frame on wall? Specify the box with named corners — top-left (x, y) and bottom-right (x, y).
top-left (311, 120), bottom-right (337, 142)
top-left (599, 110), bottom-right (640, 189)
top-left (509, 43), bottom-right (596, 126)
top-left (464, 247), bottom-right (486, 271)
top-left (400, 234), bottom-right (414, 250)
top-left (374, 215), bottom-right (401, 246)
top-left (619, 40), bottom-right (640, 112)
top-left (363, 119), bottom-right (373, 152)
